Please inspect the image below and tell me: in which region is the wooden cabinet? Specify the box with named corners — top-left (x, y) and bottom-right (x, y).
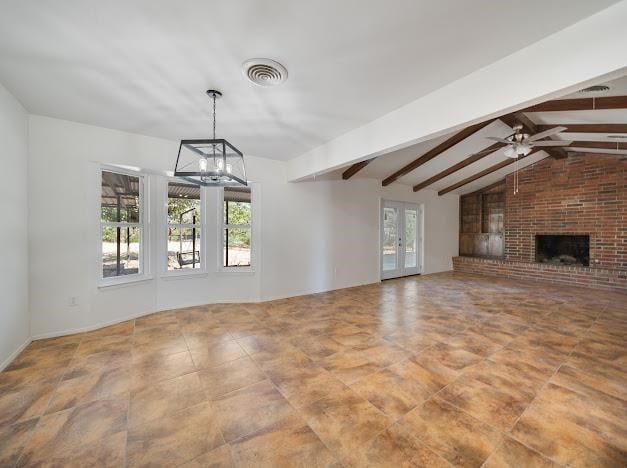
top-left (459, 233), bottom-right (475, 256)
top-left (459, 185), bottom-right (504, 258)
top-left (488, 233), bottom-right (504, 257)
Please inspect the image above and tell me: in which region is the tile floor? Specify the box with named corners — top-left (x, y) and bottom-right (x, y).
top-left (0, 272), bottom-right (626, 467)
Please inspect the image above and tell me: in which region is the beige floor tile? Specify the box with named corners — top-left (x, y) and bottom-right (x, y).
top-left (511, 382), bottom-right (627, 467)
top-left (18, 396), bottom-right (128, 466)
top-left (318, 349), bottom-right (385, 385)
top-left (131, 349), bottom-right (196, 390)
top-left (212, 379), bottom-right (298, 443)
top-left (301, 386), bottom-right (391, 461)
top-left (0, 418), bottom-right (38, 467)
top-left (198, 356), bottom-right (266, 398)
top-left (342, 422), bottom-right (449, 468)
top-left (402, 396), bottom-right (502, 467)
top-left (350, 359), bottom-right (445, 418)
top-left (128, 372), bottom-right (206, 428)
top-left (410, 342), bottom-right (484, 384)
top-left (438, 359), bottom-right (541, 431)
top-left (189, 339), bottom-right (247, 370)
top-left (127, 402), bottom-right (224, 467)
top-left (46, 365), bottom-right (131, 414)
top-left (483, 437), bottom-right (557, 468)
top-left (230, 414), bottom-right (338, 467)
top-left (179, 444), bottom-right (235, 467)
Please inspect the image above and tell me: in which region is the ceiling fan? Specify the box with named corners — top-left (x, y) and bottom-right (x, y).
top-left (486, 124), bottom-right (572, 158)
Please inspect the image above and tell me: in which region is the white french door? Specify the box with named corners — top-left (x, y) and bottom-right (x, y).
top-left (381, 200), bottom-right (423, 280)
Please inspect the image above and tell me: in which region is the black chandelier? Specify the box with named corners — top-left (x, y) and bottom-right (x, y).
top-left (174, 90), bottom-right (247, 187)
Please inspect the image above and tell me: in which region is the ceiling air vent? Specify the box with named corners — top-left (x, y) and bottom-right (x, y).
top-left (578, 85), bottom-right (610, 94)
top-left (242, 58), bottom-right (288, 87)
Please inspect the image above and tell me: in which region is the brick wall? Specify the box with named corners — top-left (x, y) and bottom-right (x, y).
top-left (452, 153), bottom-right (627, 292)
top-left (504, 153), bottom-right (627, 270)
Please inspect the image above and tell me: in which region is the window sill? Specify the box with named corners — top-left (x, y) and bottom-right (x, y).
top-left (160, 271), bottom-right (208, 281)
top-left (98, 275), bottom-right (154, 290)
top-left (218, 267), bottom-right (256, 275)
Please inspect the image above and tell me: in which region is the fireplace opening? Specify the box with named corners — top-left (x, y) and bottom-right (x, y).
top-left (535, 235), bottom-right (590, 267)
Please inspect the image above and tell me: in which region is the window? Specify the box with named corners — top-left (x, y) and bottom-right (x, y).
top-left (100, 170), bottom-right (143, 279)
top-left (223, 187), bottom-right (252, 267)
top-left (167, 182), bottom-right (202, 271)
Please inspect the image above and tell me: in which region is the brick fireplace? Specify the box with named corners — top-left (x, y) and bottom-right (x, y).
top-left (453, 153), bottom-right (627, 292)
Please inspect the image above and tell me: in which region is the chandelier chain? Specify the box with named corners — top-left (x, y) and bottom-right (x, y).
top-left (212, 93), bottom-right (216, 140)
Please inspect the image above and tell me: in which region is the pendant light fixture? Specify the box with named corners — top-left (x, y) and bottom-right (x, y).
top-left (174, 90), bottom-right (247, 186)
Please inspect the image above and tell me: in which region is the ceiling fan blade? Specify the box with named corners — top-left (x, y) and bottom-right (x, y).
top-left (528, 126), bottom-right (568, 141)
top-left (486, 136), bottom-right (513, 144)
top-left (532, 140), bottom-right (573, 147)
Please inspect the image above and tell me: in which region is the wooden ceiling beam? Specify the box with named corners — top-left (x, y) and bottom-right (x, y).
top-left (536, 123), bottom-right (627, 134)
top-left (412, 142), bottom-right (503, 192)
top-left (565, 140), bottom-right (627, 150)
top-left (438, 149), bottom-right (540, 196)
top-left (342, 158), bottom-right (374, 180)
top-left (521, 95), bottom-right (627, 112)
top-left (381, 119), bottom-right (497, 186)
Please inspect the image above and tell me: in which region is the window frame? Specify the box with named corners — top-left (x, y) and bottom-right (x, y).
top-left (98, 166), bottom-right (150, 287)
top-left (163, 178), bottom-right (207, 277)
top-left (218, 185), bottom-right (255, 273)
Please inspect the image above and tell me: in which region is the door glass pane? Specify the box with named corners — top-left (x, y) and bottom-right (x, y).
top-left (383, 207), bottom-right (398, 271)
top-left (405, 209), bottom-right (417, 268)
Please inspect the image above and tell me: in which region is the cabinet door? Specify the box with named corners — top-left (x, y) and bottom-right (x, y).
top-left (488, 233), bottom-right (504, 257)
top-left (459, 233), bottom-right (475, 256)
top-left (474, 234), bottom-right (489, 257)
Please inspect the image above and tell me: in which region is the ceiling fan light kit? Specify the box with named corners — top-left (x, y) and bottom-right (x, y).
top-left (174, 90), bottom-right (247, 187)
top-left (484, 123), bottom-right (573, 194)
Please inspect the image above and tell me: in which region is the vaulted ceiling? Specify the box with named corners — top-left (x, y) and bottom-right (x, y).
top-left (333, 75), bottom-right (627, 195)
top-left (0, 0), bottom-right (620, 160)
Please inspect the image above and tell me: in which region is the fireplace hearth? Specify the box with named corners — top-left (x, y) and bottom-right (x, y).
top-left (535, 234), bottom-right (590, 267)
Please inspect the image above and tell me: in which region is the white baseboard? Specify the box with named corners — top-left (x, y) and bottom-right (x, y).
top-left (30, 310), bottom-right (151, 341)
top-left (260, 279), bottom-right (379, 302)
top-left (29, 279), bottom-right (380, 341)
top-left (0, 337), bottom-right (32, 371)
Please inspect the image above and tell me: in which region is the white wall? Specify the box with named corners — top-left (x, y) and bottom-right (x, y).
top-left (28, 116), bottom-right (458, 338)
top-left (0, 82), bottom-right (30, 368)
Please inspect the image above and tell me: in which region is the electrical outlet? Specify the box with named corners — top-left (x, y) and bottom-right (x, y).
top-left (69, 296), bottom-right (78, 307)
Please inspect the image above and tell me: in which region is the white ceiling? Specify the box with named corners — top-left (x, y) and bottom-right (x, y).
top-left (330, 73), bottom-right (627, 194)
top-left (0, 0), bottom-right (620, 160)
